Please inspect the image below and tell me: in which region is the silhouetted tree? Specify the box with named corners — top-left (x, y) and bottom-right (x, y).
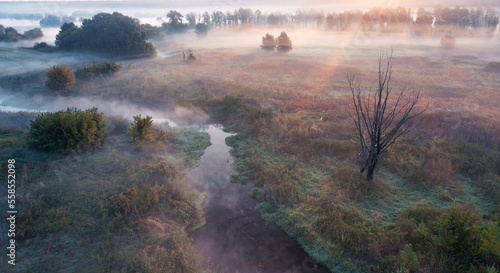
top-left (348, 52), bottom-right (424, 181)
top-left (186, 12), bottom-right (197, 28)
top-left (267, 13), bottom-right (280, 26)
top-left (23, 28), bottom-right (43, 39)
top-left (40, 14), bottom-right (61, 27)
top-left (195, 23), bottom-right (208, 36)
top-left (315, 12), bottom-right (324, 29)
top-left (255, 10), bottom-right (262, 27)
top-left (167, 10), bottom-right (183, 25)
top-left (74, 12), bottom-right (156, 57)
top-left (55, 22), bottom-right (81, 50)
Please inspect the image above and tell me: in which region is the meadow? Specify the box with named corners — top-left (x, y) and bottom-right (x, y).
top-left (1, 22), bottom-right (500, 272)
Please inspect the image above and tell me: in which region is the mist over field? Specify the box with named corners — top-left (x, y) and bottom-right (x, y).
top-left (1, 1), bottom-right (500, 273)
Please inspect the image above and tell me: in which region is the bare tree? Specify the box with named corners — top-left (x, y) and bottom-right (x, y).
top-left (349, 51), bottom-right (424, 181)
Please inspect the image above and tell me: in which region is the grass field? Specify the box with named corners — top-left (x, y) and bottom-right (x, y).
top-left (1, 28), bottom-right (500, 272)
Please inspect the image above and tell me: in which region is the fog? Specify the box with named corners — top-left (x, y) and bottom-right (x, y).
top-left (0, 87), bottom-right (210, 127)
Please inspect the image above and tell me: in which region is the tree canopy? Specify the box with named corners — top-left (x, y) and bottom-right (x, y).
top-left (55, 12), bottom-right (156, 57)
top-left (45, 65), bottom-right (76, 94)
top-left (30, 107), bottom-right (108, 153)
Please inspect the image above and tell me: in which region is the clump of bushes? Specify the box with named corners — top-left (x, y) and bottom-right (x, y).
top-left (74, 61), bottom-right (122, 80)
top-left (484, 62), bottom-right (500, 73)
top-left (441, 35), bottom-right (456, 49)
top-left (44, 65), bottom-right (76, 94)
top-left (260, 31), bottom-right (292, 52)
top-left (261, 33), bottom-right (277, 50)
top-left (128, 114), bottom-right (166, 143)
top-left (277, 31), bottom-right (292, 52)
top-left (29, 107), bottom-right (108, 153)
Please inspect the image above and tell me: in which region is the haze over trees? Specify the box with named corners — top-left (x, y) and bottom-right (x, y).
top-left (55, 12), bottom-right (156, 57)
top-left (0, 25), bottom-right (43, 42)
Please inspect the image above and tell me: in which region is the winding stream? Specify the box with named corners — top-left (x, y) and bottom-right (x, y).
top-left (187, 124), bottom-right (329, 273)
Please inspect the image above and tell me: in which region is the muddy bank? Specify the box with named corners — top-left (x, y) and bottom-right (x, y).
top-left (187, 125), bottom-right (329, 273)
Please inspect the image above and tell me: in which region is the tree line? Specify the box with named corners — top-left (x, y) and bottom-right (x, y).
top-left (0, 25), bottom-right (43, 42)
top-left (160, 5), bottom-right (499, 36)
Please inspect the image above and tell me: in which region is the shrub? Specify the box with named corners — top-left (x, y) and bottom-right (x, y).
top-left (441, 35), bottom-right (456, 49)
top-left (399, 244), bottom-right (419, 273)
top-left (45, 65), bottom-right (76, 94)
top-left (484, 62), bottom-right (500, 73)
top-left (29, 107), bottom-right (108, 153)
top-left (186, 49), bottom-right (196, 61)
top-left (277, 31), bottom-right (292, 52)
top-left (261, 33), bottom-right (277, 50)
top-left (75, 61), bottom-right (122, 80)
top-left (128, 115), bottom-right (166, 143)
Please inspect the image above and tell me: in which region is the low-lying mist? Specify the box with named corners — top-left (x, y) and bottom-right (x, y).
top-left (155, 28), bottom-right (500, 62)
top-left (0, 87), bottom-right (208, 128)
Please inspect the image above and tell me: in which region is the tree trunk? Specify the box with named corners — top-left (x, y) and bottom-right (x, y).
top-left (365, 155), bottom-right (378, 182)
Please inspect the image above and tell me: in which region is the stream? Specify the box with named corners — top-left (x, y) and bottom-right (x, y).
top-left (187, 124), bottom-right (329, 273)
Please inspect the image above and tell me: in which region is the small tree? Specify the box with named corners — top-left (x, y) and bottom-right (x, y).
top-left (195, 23), bottom-right (208, 36)
top-left (276, 31), bottom-right (292, 52)
top-left (128, 114), bottom-right (154, 142)
top-left (441, 35), bottom-right (456, 49)
top-left (45, 65), bottom-right (76, 94)
top-left (348, 51), bottom-right (424, 181)
top-left (261, 33), bottom-right (277, 50)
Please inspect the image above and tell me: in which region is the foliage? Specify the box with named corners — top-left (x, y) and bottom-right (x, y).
top-left (399, 244), bottom-right (419, 273)
top-left (128, 114), bottom-right (166, 143)
top-left (441, 35), bottom-right (456, 49)
top-left (55, 12), bottom-right (157, 57)
top-left (9, 143), bottom-right (204, 272)
top-left (55, 22), bottom-right (82, 51)
top-left (128, 114), bottom-right (154, 142)
top-left (0, 25), bottom-right (43, 42)
top-left (261, 33), bottom-right (277, 50)
top-left (39, 14), bottom-right (61, 27)
top-left (195, 23), bottom-right (208, 36)
top-left (74, 61), bottom-right (122, 80)
top-left (44, 65), bottom-right (76, 93)
top-left (162, 10), bottom-right (190, 34)
top-left (29, 107), bottom-right (108, 153)
top-left (276, 31), bottom-right (292, 52)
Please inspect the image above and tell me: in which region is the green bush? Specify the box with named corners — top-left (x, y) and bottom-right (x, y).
top-left (74, 61), bottom-right (122, 80)
top-left (29, 107), bottom-right (108, 153)
top-left (128, 115), bottom-right (166, 143)
top-left (399, 244), bottom-right (419, 273)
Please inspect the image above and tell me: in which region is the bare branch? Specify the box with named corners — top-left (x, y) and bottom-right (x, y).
top-left (347, 50), bottom-right (424, 181)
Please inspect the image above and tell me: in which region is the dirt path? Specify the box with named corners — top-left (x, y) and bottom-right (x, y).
top-left (187, 125), bottom-right (329, 273)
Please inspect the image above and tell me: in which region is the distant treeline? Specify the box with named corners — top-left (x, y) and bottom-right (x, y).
top-left (182, 6), bottom-right (498, 34)
top-left (0, 25), bottom-right (43, 42)
top-left (55, 12), bottom-right (156, 57)
top-left (136, 6), bottom-right (500, 39)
